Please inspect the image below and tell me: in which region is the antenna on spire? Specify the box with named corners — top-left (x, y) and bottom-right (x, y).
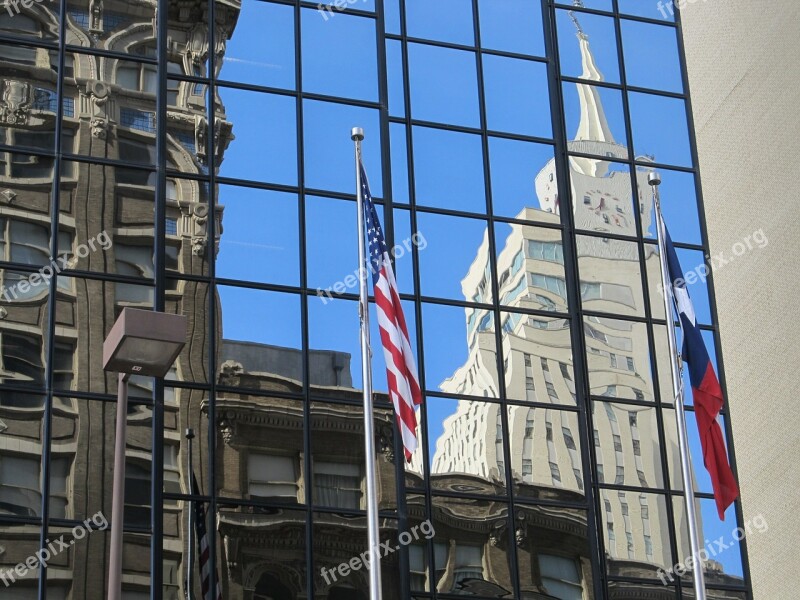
top-left (569, 0), bottom-right (586, 37)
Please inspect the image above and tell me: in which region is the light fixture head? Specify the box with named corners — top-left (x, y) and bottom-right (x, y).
top-left (103, 308), bottom-right (187, 377)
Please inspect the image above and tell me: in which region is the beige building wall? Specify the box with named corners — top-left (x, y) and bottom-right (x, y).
top-left (680, 3), bottom-right (800, 598)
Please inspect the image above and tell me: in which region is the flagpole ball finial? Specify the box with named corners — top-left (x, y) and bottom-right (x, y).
top-left (351, 127), bottom-right (365, 142)
top-left (648, 171), bottom-right (662, 186)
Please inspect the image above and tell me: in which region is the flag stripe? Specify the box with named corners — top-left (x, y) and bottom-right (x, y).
top-left (192, 475), bottom-right (223, 600)
top-left (361, 162), bottom-right (423, 461)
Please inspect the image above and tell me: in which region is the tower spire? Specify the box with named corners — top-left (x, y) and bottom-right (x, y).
top-left (568, 1), bottom-right (615, 144)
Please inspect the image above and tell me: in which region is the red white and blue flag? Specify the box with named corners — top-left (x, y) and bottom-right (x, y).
top-left (664, 229), bottom-right (739, 519)
top-left (360, 161), bottom-right (423, 461)
top-left (192, 475), bottom-right (223, 600)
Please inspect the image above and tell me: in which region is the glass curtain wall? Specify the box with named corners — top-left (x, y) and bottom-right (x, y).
top-left (0, 0), bottom-right (751, 599)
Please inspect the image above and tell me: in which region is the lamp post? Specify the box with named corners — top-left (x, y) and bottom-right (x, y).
top-left (103, 308), bottom-right (187, 600)
top-left (185, 428), bottom-right (195, 600)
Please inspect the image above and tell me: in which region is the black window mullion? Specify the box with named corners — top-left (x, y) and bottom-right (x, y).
top-left (374, 0), bottom-right (414, 598)
top-left (471, 1), bottom-right (525, 597)
top-left (293, 1), bottom-right (316, 598)
top-left (150, 0), bottom-right (170, 597)
top-left (608, 2), bottom-right (686, 596)
top-left (394, 0), bottom-right (440, 595)
top-left (205, 1), bottom-right (220, 599)
top-left (543, 0), bottom-right (609, 597)
top-left (38, 0), bottom-right (69, 597)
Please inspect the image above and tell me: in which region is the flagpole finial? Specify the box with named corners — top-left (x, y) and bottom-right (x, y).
top-left (351, 127), bottom-right (365, 142)
top-left (648, 171), bottom-right (662, 186)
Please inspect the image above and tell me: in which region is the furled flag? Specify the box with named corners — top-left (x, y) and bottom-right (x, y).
top-left (664, 229), bottom-right (739, 519)
top-left (192, 475), bottom-right (223, 600)
top-left (360, 161), bottom-right (423, 461)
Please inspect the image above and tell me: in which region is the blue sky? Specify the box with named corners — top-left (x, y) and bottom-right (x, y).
top-left (214, 1), bottom-right (742, 577)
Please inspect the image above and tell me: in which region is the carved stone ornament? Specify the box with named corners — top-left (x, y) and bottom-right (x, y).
top-left (191, 203), bottom-right (209, 257)
top-left (187, 22), bottom-right (209, 68)
top-left (0, 189), bottom-right (16, 205)
top-left (181, 201), bottom-right (222, 258)
top-left (515, 526), bottom-right (528, 547)
top-left (223, 534), bottom-right (238, 579)
top-left (489, 521), bottom-right (505, 547)
top-left (377, 422), bottom-right (395, 463)
top-left (0, 80), bottom-right (31, 126)
top-left (86, 80), bottom-right (111, 138)
top-left (218, 414), bottom-right (237, 445)
top-left (89, 0), bottom-right (103, 33)
top-left (213, 24), bottom-right (228, 76)
top-left (194, 114), bottom-right (207, 164)
top-left (219, 359), bottom-right (244, 384)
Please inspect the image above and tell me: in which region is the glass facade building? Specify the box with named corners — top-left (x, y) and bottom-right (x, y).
top-left (0, 0), bottom-right (751, 599)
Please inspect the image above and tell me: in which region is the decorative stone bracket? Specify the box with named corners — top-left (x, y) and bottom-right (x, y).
top-left (0, 80), bottom-right (31, 126)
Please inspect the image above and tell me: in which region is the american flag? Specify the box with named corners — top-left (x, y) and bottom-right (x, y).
top-left (192, 475), bottom-right (223, 600)
top-left (361, 161), bottom-right (423, 461)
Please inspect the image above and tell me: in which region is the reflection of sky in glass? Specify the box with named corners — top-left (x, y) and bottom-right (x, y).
top-left (219, 286), bottom-right (301, 351)
top-left (301, 9), bottom-right (378, 102)
top-left (618, 0), bottom-right (676, 22)
top-left (641, 166), bottom-right (702, 244)
top-left (217, 88), bottom-right (297, 186)
top-left (405, 0), bottom-right (474, 46)
top-left (216, 186), bottom-right (300, 286)
top-left (416, 212), bottom-right (490, 300)
top-left (389, 123), bottom-right (410, 203)
top-left (557, 9), bottom-right (620, 83)
top-left (302, 99), bottom-right (382, 196)
top-left (219, 2), bottom-right (295, 89)
top-left (488, 137), bottom-right (556, 220)
top-left (386, 39), bottom-right (405, 118)
top-left (477, 0), bottom-right (545, 57)
top-left (483, 55), bottom-right (552, 138)
top-left (408, 43), bottom-right (480, 128)
top-left (216, 12), bottom-right (724, 383)
top-left (621, 19), bottom-right (683, 93)
top-left (412, 126), bottom-right (485, 212)
top-left (218, 0), bottom-right (295, 89)
top-left (318, 0), bottom-right (375, 11)
top-left (629, 92), bottom-right (693, 166)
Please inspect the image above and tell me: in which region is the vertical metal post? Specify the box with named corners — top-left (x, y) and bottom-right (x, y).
top-left (650, 172), bottom-right (707, 600)
top-left (108, 372), bottom-right (130, 600)
top-left (352, 126), bottom-right (383, 600)
top-left (185, 429), bottom-right (195, 600)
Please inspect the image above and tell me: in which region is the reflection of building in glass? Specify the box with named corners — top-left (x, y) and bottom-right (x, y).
top-left (0, 1), bottom-right (237, 598)
top-left (412, 13), bottom-right (743, 598)
top-left (213, 343), bottom-right (398, 600)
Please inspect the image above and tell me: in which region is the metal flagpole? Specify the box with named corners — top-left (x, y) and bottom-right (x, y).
top-left (649, 171), bottom-right (707, 600)
top-left (352, 126), bottom-right (383, 600)
top-left (185, 428), bottom-right (195, 600)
